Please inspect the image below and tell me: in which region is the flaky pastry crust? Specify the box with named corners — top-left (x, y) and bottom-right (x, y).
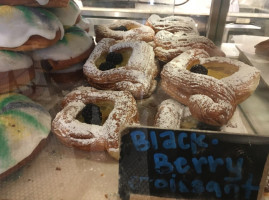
top-left (145, 14), bottom-right (199, 34)
top-left (52, 86), bottom-right (139, 160)
top-left (83, 38), bottom-right (158, 99)
top-left (160, 49), bottom-right (260, 126)
top-left (94, 20), bottom-right (155, 42)
top-left (154, 99), bottom-right (248, 133)
top-left (154, 30), bottom-right (225, 63)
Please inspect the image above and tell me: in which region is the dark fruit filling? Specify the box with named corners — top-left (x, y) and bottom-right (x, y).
top-left (82, 103), bottom-right (102, 125)
top-left (112, 26), bottom-right (128, 31)
top-left (99, 62), bottom-right (116, 71)
top-left (197, 122), bottom-right (220, 131)
top-left (106, 52), bottom-right (123, 65)
top-left (190, 64), bottom-right (208, 75)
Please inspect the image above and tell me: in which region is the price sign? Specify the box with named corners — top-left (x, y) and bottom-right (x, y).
top-left (119, 127), bottom-right (269, 200)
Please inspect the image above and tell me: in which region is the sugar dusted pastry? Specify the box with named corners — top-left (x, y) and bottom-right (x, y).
top-left (52, 86), bottom-right (139, 160)
top-left (0, 5), bottom-right (64, 51)
top-left (0, 93), bottom-right (51, 179)
top-left (0, 0), bottom-right (69, 7)
top-left (0, 50), bottom-right (35, 94)
top-left (161, 49), bottom-right (260, 126)
top-left (32, 26), bottom-right (94, 71)
top-left (145, 14), bottom-right (199, 34)
top-left (155, 99), bottom-right (248, 133)
top-left (154, 30), bottom-right (225, 62)
top-left (83, 38), bottom-right (158, 99)
top-left (94, 20), bottom-right (155, 43)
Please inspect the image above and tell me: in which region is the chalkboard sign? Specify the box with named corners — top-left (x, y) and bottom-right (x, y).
top-left (119, 127), bottom-right (269, 200)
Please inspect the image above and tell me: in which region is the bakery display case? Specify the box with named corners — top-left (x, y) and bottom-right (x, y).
top-left (0, 0), bottom-right (269, 199)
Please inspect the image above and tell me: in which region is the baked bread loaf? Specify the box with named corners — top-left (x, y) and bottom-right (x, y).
top-left (0, 50), bottom-right (35, 94)
top-left (0, 5), bottom-right (64, 51)
top-left (94, 20), bottom-right (155, 43)
top-left (32, 26), bottom-right (94, 71)
top-left (254, 39), bottom-right (269, 57)
top-left (155, 99), bottom-right (247, 133)
top-left (161, 49), bottom-right (260, 126)
top-left (52, 86), bottom-right (139, 160)
top-left (83, 38), bottom-right (158, 99)
top-left (0, 93), bottom-right (51, 179)
top-left (154, 30), bottom-right (225, 63)
top-left (0, 0), bottom-right (69, 7)
top-left (145, 14), bottom-right (198, 34)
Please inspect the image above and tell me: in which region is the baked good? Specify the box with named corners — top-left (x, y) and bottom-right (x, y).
top-left (0, 93), bottom-right (51, 179)
top-left (155, 99), bottom-right (247, 133)
top-left (0, 0), bottom-right (69, 7)
top-left (145, 14), bottom-right (199, 34)
top-left (160, 49), bottom-right (260, 126)
top-left (154, 30), bottom-right (226, 63)
top-left (76, 16), bottom-right (91, 32)
top-left (0, 50), bottom-right (35, 94)
top-left (49, 62), bottom-right (85, 85)
top-left (83, 38), bottom-right (158, 99)
top-left (94, 20), bottom-right (155, 43)
top-left (254, 39), bottom-right (269, 57)
top-left (48, 0), bottom-right (90, 32)
top-left (49, 0), bottom-right (81, 27)
top-left (0, 5), bottom-right (64, 51)
top-left (52, 86), bottom-right (139, 160)
top-left (32, 26), bottom-right (94, 71)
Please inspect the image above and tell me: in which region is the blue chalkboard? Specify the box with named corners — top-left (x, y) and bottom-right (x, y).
top-left (119, 127), bottom-right (269, 200)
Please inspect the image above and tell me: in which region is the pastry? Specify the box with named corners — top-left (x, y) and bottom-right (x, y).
top-left (49, 0), bottom-right (82, 27)
top-left (0, 93), bottom-right (51, 179)
top-left (32, 26), bottom-right (94, 71)
top-left (52, 86), bottom-right (139, 160)
top-left (0, 5), bottom-right (64, 51)
top-left (0, 50), bottom-right (35, 94)
top-left (49, 62), bottom-right (85, 85)
top-left (145, 14), bottom-right (199, 34)
top-left (154, 30), bottom-right (226, 63)
top-left (155, 99), bottom-right (247, 133)
top-left (0, 0), bottom-right (69, 7)
top-left (83, 38), bottom-right (158, 99)
top-left (160, 49), bottom-right (260, 126)
top-left (94, 20), bottom-right (155, 43)
top-left (254, 39), bottom-right (269, 57)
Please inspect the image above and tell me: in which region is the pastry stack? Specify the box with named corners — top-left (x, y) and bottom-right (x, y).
top-left (0, 0), bottom-right (94, 93)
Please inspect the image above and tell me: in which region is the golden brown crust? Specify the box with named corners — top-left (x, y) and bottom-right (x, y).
top-left (83, 38), bottom-right (159, 99)
top-left (94, 20), bottom-right (155, 43)
top-left (254, 39), bottom-right (269, 57)
top-left (160, 49), bottom-right (260, 126)
top-left (50, 68), bottom-right (84, 84)
top-left (0, 137), bottom-right (48, 180)
top-left (52, 86), bottom-right (139, 160)
top-left (153, 30), bottom-right (225, 63)
top-left (42, 44), bottom-right (95, 71)
top-left (0, 0), bottom-right (69, 7)
top-left (0, 65), bottom-right (35, 94)
top-left (145, 14), bottom-right (198, 34)
top-left (0, 30), bottom-right (62, 52)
